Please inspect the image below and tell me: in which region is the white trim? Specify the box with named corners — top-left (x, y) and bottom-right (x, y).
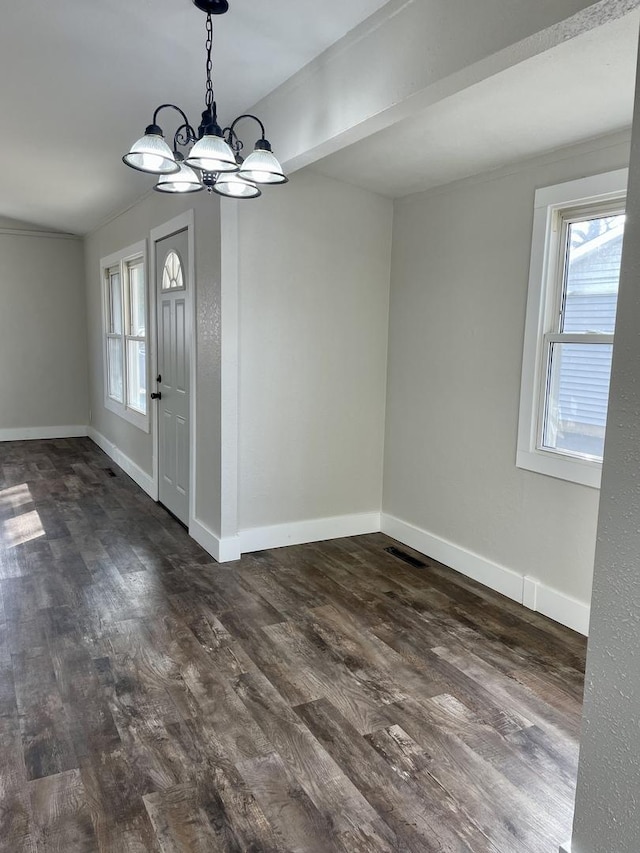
top-left (516, 447), bottom-right (602, 489)
top-left (530, 579), bottom-right (590, 636)
top-left (522, 575), bottom-right (538, 611)
top-left (87, 427), bottom-right (155, 498)
top-left (0, 228), bottom-right (79, 240)
top-left (104, 396), bottom-right (149, 432)
top-left (100, 240), bottom-right (148, 282)
top-left (240, 512), bottom-right (382, 554)
top-left (559, 842), bottom-right (572, 853)
top-left (382, 513), bottom-right (524, 602)
top-left (533, 169), bottom-right (629, 211)
top-left (149, 211), bottom-right (196, 514)
top-left (381, 513), bottom-right (590, 636)
top-left (189, 517), bottom-right (241, 563)
top-left (220, 202), bottom-right (240, 541)
top-left (516, 168), bottom-right (628, 489)
top-left (100, 240), bottom-right (150, 435)
top-left (0, 426), bottom-right (88, 442)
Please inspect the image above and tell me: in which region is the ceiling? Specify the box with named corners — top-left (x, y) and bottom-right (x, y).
top-left (313, 10), bottom-right (640, 198)
top-left (2, 4), bottom-right (638, 233)
top-left (0, 0), bottom-right (390, 234)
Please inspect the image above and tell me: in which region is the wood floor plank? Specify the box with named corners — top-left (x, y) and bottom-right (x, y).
top-left (372, 617), bottom-right (534, 736)
top-left (419, 692), bottom-right (574, 826)
top-left (167, 595), bottom-right (255, 680)
top-left (296, 697), bottom-right (501, 853)
top-left (236, 752), bottom-right (340, 853)
top-left (335, 821), bottom-right (400, 853)
top-left (79, 751), bottom-right (159, 853)
top-left (12, 649), bottom-right (78, 781)
top-left (388, 694), bottom-right (568, 853)
top-left (144, 784), bottom-right (232, 853)
top-left (260, 620), bottom-right (396, 734)
top-left (433, 642), bottom-right (582, 739)
top-left (43, 620), bottom-right (121, 760)
top-left (0, 438), bottom-right (586, 852)
top-left (155, 715), bottom-right (285, 852)
top-left (143, 615), bottom-right (273, 765)
top-left (29, 769), bottom-right (97, 852)
top-left (233, 668), bottom-right (381, 835)
top-left (0, 718), bottom-right (32, 853)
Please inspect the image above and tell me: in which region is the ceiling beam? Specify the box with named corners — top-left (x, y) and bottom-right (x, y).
top-left (249, 0), bottom-right (640, 173)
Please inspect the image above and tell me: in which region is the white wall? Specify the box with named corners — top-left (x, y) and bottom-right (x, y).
top-left (0, 225), bottom-right (88, 436)
top-left (236, 170), bottom-right (392, 536)
top-left (569, 50), bottom-right (640, 853)
top-left (84, 191), bottom-right (222, 534)
top-left (383, 131), bottom-right (631, 614)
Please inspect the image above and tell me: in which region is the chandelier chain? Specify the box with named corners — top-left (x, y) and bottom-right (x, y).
top-left (205, 13), bottom-right (214, 112)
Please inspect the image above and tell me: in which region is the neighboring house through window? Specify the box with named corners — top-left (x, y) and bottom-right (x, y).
top-left (101, 241), bottom-right (149, 431)
top-left (517, 169), bottom-right (628, 488)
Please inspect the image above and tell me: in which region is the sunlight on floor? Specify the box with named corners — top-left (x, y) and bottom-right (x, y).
top-left (2, 508), bottom-right (45, 547)
top-left (0, 483), bottom-right (32, 510)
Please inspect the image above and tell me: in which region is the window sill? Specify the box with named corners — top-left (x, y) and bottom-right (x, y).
top-left (105, 396), bottom-right (149, 434)
top-left (516, 448), bottom-right (601, 489)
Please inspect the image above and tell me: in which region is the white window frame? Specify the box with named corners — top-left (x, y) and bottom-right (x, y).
top-left (100, 240), bottom-right (149, 432)
top-left (516, 169), bottom-right (628, 489)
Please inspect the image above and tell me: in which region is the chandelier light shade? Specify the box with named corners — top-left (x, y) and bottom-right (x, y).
top-left (238, 140), bottom-right (288, 185)
top-left (122, 0), bottom-right (287, 200)
top-left (154, 154), bottom-right (203, 194)
top-left (185, 130), bottom-right (238, 173)
top-left (212, 173), bottom-right (262, 199)
top-left (123, 126), bottom-right (179, 175)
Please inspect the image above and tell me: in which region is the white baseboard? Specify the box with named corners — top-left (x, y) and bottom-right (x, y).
top-left (240, 511), bottom-right (382, 554)
top-left (87, 427), bottom-right (156, 499)
top-left (0, 425), bottom-right (88, 442)
top-left (190, 513), bottom-right (380, 565)
top-left (381, 513), bottom-right (590, 636)
top-left (381, 513), bottom-right (524, 603)
top-left (531, 577), bottom-right (590, 636)
top-left (189, 517), bottom-right (241, 563)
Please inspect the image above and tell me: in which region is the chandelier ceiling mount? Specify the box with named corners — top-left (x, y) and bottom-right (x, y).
top-left (122, 1), bottom-right (287, 199)
top-left (192, 0), bottom-right (229, 13)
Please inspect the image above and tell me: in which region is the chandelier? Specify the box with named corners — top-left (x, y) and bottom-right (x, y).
top-left (122, 0), bottom-right (287, 199)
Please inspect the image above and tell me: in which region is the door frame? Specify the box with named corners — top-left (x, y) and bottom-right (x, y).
top-left (149, 210), bottom-right (196, 531)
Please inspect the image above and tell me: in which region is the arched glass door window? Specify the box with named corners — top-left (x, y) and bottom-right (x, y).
top-left (162, 250), bottom-right (185, 290)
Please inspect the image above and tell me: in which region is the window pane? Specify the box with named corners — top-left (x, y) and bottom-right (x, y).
top-left (542, 342), bottom-right (613, 460)
top-left (109, 272), bottom-right (122, 334)
top-left (162, 250), bottom-right (184, 290)
top-left (107, 337), bottom-right (123, 402)
top-left (129, 264), bottom-right (146, 337)
top-left (127, 340), bottom-right (147, 414)
top-left (562, 214), bottom-right (625, 333)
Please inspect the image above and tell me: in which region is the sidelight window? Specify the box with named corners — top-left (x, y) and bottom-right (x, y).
top-left (101, 241), bottom-right (149, 432)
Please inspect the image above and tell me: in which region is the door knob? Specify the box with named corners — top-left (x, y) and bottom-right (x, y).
top-left (151, 392), bottom-right (162, 400)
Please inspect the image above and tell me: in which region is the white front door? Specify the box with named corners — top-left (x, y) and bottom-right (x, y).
top-left (155, 228), bottom-right (191, 525)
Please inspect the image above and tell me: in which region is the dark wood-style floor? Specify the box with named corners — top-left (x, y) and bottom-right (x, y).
top-left (0, 438), bottom-right (586, 852)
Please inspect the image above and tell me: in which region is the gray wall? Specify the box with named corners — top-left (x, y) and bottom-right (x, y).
top-left (383, 131), bottom-right (631, 607)
top-left (237, 170), bottom-right (393, 530)
top-left (84, 192), bottom-right (222, 534)
top-left (0, 227), bottom-right (88, 432)
top-left (569, 56), bottom-right (640, 853)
